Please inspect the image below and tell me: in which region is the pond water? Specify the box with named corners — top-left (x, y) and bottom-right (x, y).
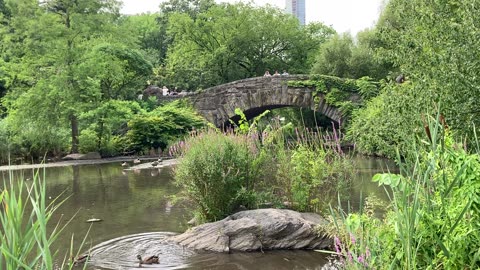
top-left (0, 156), bottom-right (396, 270)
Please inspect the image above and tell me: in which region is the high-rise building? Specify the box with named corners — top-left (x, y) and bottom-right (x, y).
top-left (285, 0), bottom-right (306, 25)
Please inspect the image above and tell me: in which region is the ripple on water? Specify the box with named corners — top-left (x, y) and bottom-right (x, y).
top-left (87, 232), bottom-right (195, 270)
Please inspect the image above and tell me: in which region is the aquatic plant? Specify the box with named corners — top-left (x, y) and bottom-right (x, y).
top-left (0, 170), bottom-right (87, 270)
top-left (325, 114), bottom-right (480, 269)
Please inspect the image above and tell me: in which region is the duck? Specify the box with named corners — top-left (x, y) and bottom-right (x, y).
top-left (137, 254), bottom-right (159, 267)
top-left (121, 161), bottom-right (128, 167)
top-left (157, 157), bottom-right (163, 163)
top-left (133, 158), bottom-right (141, 164)
top-left (151, 161), bottom-right (159, 167)
top-left (72, 254), bottom-right (90, 266)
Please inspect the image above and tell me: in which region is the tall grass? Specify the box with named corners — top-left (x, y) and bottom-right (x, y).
top-left (172, 115), bottom-right (356, 221)
top-left (0, 169), bottom-right (83, 270)
top-left (323, 113), bottom-right (480, 269)
top-left (172, 128), bottom-right (265, 222)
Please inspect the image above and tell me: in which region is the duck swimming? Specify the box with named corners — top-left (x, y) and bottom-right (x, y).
top-left (137, 254), bottom-right (159, 267)
top-left (72, 254), bottom-right (90, 266)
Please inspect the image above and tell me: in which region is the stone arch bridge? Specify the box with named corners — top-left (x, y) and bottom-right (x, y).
top-left (156, 75), bottom-right (362, 127)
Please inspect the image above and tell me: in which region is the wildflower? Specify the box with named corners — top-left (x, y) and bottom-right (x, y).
top-left (347, 252), bottom-right (353, 262)
top-left (350, 233), bottom-right (356, 245)
top-left (358, 254), bottom-right (368, 267)
top-left (334, 236), bottom-right (342, 254)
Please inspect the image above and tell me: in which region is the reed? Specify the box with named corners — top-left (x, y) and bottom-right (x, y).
top-left (0, 168), bottom-right (82, 270)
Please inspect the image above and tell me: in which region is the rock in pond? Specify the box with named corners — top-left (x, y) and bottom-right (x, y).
top-left (62, 152), bottom-right (101, 160)
top-left (170, 208), bottom-right (331, 253)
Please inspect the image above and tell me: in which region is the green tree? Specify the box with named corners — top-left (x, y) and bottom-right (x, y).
top-left (0, 0), bottom-right (126, 158)
top-left (153, 0), bottom-right (215, 64)
top-left (165, 2), bottom-right (328, 90)
top-left (348, 0), bottom-right (480, 157)
top-left (311, 29), bottom-right (391, 80)
top-left (312, 33), bottom-right (353, 78)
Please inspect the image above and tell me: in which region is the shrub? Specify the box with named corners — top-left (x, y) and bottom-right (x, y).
top-left (126, 100), bottom-right (205, 153)
top-left (327, 117), bottom-right (480, 269)
top-left (173, 129), bottom-right (264, 222)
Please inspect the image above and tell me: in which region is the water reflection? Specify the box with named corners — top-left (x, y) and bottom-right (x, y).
top-left (0, 155), bottom-right (396, 269)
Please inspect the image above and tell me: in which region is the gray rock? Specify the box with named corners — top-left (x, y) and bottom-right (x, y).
top-left (170, 209), bottom-right (331, 253)
top-left (62, 152), bottom-right (101, 160)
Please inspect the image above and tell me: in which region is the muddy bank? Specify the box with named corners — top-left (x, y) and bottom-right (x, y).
top-left (0, 157), bottom-right (178, 171)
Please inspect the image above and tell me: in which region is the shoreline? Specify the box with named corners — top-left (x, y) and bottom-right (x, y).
top-left (0, 157), bottom-right (178, 171)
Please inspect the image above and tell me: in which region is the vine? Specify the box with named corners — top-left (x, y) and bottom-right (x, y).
top-left (287, 75), bottom-right (376, 119)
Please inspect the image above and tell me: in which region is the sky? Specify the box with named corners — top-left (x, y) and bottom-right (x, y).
top-left (120, 0), bottom-right (385, 35)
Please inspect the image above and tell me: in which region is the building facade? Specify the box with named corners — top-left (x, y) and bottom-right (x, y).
top-left (285, 0), bottom-right (306, 25)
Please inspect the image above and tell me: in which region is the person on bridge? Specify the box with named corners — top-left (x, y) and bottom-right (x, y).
top-left (273, 70), bottom-right (280, 76)
top-left (264, 70), bottom-right (271, 77)
top-left (282, 70), bottom-right (289, 76)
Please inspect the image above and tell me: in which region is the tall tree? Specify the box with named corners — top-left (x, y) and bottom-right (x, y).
top-left (1, 0), bottom-right (125, 156)
top-left (348, 0), bottom-right (480, 158)
top-left (164, 2), bottom-right (331, 90)
top-left (154, 0), bottom-right (215, 64)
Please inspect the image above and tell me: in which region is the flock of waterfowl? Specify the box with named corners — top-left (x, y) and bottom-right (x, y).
top-left (71, 158), bottom-right (165, 268)
top-left (121, 157), bottom-right (163, 168)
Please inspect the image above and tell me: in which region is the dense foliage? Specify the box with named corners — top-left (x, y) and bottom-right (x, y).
top-left (311, 30), bottom-right (392, 81)
top-left (162, 2), bottom-right (334, 90)
top-left (346, 0), bottom-right (480, 158)
top-left (172, 112), bottom-right (356, 222)
top-left (0, 0), bottom-right (335, 162)
top-left (325, 120), bottom-right (480, 269)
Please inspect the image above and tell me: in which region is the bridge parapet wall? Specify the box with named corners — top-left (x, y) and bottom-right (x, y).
top-left (188, 75), bottom-right (359, 127)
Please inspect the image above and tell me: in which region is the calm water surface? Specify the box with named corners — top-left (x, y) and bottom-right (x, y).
top-left (0, 156), bottom-right (396, 270)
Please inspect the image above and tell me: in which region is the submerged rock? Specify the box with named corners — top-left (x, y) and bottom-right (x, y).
top-left (170, 209), bottom-right (331, 253)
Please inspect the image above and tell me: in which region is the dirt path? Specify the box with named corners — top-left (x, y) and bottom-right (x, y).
top-left (0, 157), bottom-right (177, 171)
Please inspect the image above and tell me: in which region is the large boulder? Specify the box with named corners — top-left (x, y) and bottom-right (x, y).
top-left (62, 152), bottom-right (101, 160)
top-left (170, 209), bottom-right (331, 253)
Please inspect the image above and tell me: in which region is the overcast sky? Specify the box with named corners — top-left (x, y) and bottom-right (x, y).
top-left (120, 0), bottom-right (385, 35)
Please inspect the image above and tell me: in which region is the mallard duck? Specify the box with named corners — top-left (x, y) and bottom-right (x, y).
top-left (133, 158), bottom-right (141, 164)
top-left (151, 161), bottom-right (159, 167)
top-left (72, 254), bottom-right (90, 266)
top-left (137, 254), bottom-right (159, 267)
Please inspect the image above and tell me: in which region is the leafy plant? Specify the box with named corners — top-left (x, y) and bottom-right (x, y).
top-left (173, 129), bottom-right (265, 222)
top-left (0, 170), bottom-right (79, 270)
top-left (327, 116), bottom-right (480, 269)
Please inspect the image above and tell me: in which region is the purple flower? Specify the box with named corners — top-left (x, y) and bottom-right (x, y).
top-left (334, 236), bottom-right (342, 254)
top-left (350, 233), bottom-right (356, 245)
top-left (347, 252), bottom-right (353, 262)
top-left (358, 255), bottom-right (364, 264)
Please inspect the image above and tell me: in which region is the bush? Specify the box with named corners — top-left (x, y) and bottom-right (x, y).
top-left (79, 128), bottom-right (98, 153)
top-left (126, 100), bottom-right (205, 153)
top-left (173, 129), bottom-right (264, 222)
top-left (273, 127), bottom-right (355, 212)
top-left (326, 118), bottom-right (480, 269)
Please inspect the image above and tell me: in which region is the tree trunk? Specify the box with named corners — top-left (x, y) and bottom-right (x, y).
top-left (70, 114), bottom-right (79, 153)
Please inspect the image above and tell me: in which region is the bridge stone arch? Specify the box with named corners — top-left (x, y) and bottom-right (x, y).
top-left (188, 75), bottom-right (360, 128)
